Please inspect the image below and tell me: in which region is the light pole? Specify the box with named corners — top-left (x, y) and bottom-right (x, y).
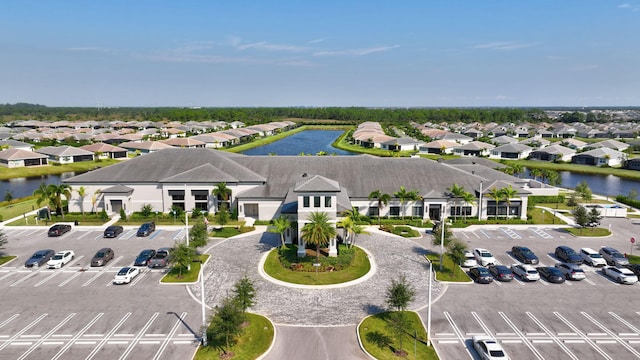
top-left (185, 209), bottom-right (190, 271)
top-left (200, 265), bottom-right (207, 346)
top-left (427, 260), bottom-right (433, 346)
top-left (478, 181), bottom-right (483, 221)
top-left (439, 219), bottom-right (445, 271)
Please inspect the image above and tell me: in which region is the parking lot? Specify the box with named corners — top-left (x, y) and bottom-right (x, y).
top-left (0, 225), bottom-right (202, 360)
top-left (425, 218), bottom-right (640, 360)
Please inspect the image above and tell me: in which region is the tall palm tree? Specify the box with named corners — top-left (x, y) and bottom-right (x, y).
top-left (499, 185), bottom-right (518, 218)
top-left (48, 183), bottom-right (72, 220)
top-left (460, 190), bottom-right (476, 221)
top-left (394, 186), bottom-right (419, 220)
top-left (529, 168), bottom-right (543, 181)
top-left (33, 183), bottom-right (52, 209)
top-left (269, 215), bottom-right (291, 248)
top-left (337, 216), bottom-right (354, 246)
top-left (340, 206), bottom-right (363, 223)
top-left (77, 186), bottom-right (86, 220)
top-left (348, 223), bottom-right (369, 249)
top-left (212, 182), bottom-right (231, 211)
top-left (487, 187), bottom-right (503, 220)
top-left (447, 184), bottom-right (465, 222)
top-left (91, 189), bottom-right (101, 214)
top-left (301, 212), bottom-right (336, 265)
top-left (368, 190), bottom-right (391, 226)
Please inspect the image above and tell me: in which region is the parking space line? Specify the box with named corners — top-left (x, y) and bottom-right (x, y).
top-left (0, 314), bottom-right (20, 330)
top-left (609, 312), bottom-right (640, 334)
top-left (129, 270), bottom-right (147, 287)
top-left (581, 312), bottom-right (640, 358)
top-left (479, 230), bottom-right (491, 238)
top-left (0, 272), bottom-right (16, 282)
top-left (152, 312), bottom-right (187, 360)
top-left (16, 313), bottom-right (76, 360)
top-left (85, 313), bottom-right (132, 360)
top-left (148, 230), bottom-right (162, 240)
top-left (58, 272), bottom-right (82, 287)
top-left (442, 312), bottom-right (467, 346)
top-left (83, 271), bottom-right (105, 287)
top-left (500, 227), bottom-right (521, 239)
top-left (554, 312), bottom-right (613, 360)
top-left (76, 231), bottom-right (92, 240)
top-left (471, 312), bottom-right (493, 336)
top-left (499, 312), bottom-right (545, 360)
top-left (0, 314), bottom-right (48, 351)
top-left (118, 312), bottom-right (160, 360)
top-left (526, 312), bottom-right (580, 360)
top-left (34, 271), bottom-right (60, 287)
top-left (172, 229), bottom-right (184, 241)
top-left (10, 272), bottom-right (39, 287)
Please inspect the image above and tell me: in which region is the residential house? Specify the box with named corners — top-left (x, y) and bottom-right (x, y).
top-left (0, 148), bottom-right (48, 168)
top-left (452, 141), bottom-right (495, 157)
top-left (489, 143), bottom-right (533, 160)
top-left (80, 143), bottom-right (128, 159)
top-left (36, 146), bottom-right (95, 164)
top-left (571, 148), bottom-right (627, 167)
top-left (528, 144), bottom-right (575, 162)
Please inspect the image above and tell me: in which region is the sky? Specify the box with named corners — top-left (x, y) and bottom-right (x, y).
top-left (1, 1), bottom-right (639, 108)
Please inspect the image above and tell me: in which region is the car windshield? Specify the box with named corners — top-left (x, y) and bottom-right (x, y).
top-left (590, 253), bottom-right (603, 258)
top-left (33, 253), bottom-right (46, 258)
top-left (527, 270), bottom-right (537, 274)
top-left (478, 269), bottom-right (490, 275)
top-left (489, 350), bottom-right (505, 356)
top-left (118, 268), bottom-right (130, 275)
top-left (140, 251), bottom-right (152, 257)
top-left (612, 252), bottom-right (625, 259)
top-left (53, 254), bottom-right (63, 260)
top-left (482, 253), bottom-right (492, 257)
top-left (95, 253), bottom-right (105, 258)
top-left (565, 249), bottom-right (576, 255)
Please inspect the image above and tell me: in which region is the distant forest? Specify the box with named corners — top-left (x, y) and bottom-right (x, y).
top-left (1, 103), bottom-right (638, 125)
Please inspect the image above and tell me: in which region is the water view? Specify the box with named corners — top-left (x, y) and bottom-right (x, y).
top-left (1, 173), bottom-right (78, 200)
top-left (241, 130), bottom-right (356, 156)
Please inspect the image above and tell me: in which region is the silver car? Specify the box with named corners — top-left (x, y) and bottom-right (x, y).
top-left (511, 263), bottom-right (540, 281)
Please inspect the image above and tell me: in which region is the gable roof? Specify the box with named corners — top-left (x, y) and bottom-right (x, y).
top-left (0, 148), bottom-right (48, 160)
top-left (294, 175), bottom-right (341, 192)
top-left (36, 145), bottom-right (94, 157)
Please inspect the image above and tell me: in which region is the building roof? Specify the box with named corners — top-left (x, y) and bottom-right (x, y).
top-left (0, 148), bottom-right (48, 160)
top-left (80, 142), bottom-right (126, 153)
top-left (36, 145), bottom-right (95, 157)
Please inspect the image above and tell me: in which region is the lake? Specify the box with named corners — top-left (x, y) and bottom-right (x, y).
top-left (241, 130), bottom-right (356, 156)
top-left (1, 173), bottom-right (78, 201)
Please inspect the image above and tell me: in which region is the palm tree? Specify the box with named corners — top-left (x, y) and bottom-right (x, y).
top-left (349, 223), bottom-right (369, 249)
top-left (460, 190), bottom-right (476, 221)
top-left (368, 190), bottom-right (391, 226)
top-left (48, 183), bottom-right (72, 220)
top-left (33, 183), bottom-right (52, 210)
top-left (91, 189), bottom-right (101, 214)
top-left (77, 186), bottom-right (86, 220)
top-left (529, 168), bottom-right (543, 181)
top-left (301, 212), bottom-right (336, 265)
top-left (337, 216), bottom-right (354, 246)
top-left (212, 182), bottom-right (231, 211)
top-left (269, 215), bottom-right (291, 248)
top-left (487, 187), bottom-right (502, 220)
top-left (499, 185), bottom-right (518, 218)
top-left (394, 186), bottom-right (419, 220)
top-left (447, 184), bottom-right (465, 222)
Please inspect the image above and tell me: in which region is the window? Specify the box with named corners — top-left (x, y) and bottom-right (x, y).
top-left (314, 196), bottom-right (321, 208)
top-left (303, 196), bottom-right (310, 208)
top-left (368, 207), bottom-right (379, 216)
top-left (390, 206), bottom-right (400, 217)
top-left (169, 190), bottom-right (185, 210)
top-left (324, 196), bottom-right (332, 208)
top-left (413, 206), bottom-right (424, 216)
top-left (450, 206), bottom-right (471, 216)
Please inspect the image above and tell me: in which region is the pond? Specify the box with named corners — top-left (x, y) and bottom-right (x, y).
top-left (1, 173), bottom-right (77, 200)
top-left (525, 171), bottom-right (640, 199)
top-left (241, 130), bottom-right (356, 156)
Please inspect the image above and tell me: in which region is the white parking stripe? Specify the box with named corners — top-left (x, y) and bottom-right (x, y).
top-left (58, 272), bottom-right (82, 287)
top-left (34, 271), bottom-right (60, 287)
top-left (499, 312), bottom-right (545, 360)
top-left (0, 314), bottom-right (48, 351)
top-left (526, 312), bottom-right (580, 360)
top-left (85, 312), bottom-right (132, 360)
top-left (581, 312), bottom-right (640, 358)
top-left (119, 312), bottom-right (160, 360)
top-left (82, 271), bottom-right (105, 287)
top-left (442, 312), bottom-right (469, 348)
top-left (16, 313), bottom-right (76, 360)
top-left (152, 312), bottom-right (187, 360)
top-left (610, 312), bottom-right (640, 334)
top-left (10, 272), bottom-right (39, 287)
top-left (554, 312), bottom-right (613, 360)
top-left (0, 314), bottom-right (20, 330)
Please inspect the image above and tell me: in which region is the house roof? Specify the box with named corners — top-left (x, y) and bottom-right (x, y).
top-left (530, 144), bottom-right (575, 155)
top-left (0, 148), bottom-right (48, 160)
top-left (294, 175), bottom-right (341, 192)
top-left (80, 142), bottom-right (126, 153)
top-left (36, 145), bottom-right (94, 157)
top-left (492, 143), bottom-right (532, 153)
top-left (454, 141), bottom-right (495, 151)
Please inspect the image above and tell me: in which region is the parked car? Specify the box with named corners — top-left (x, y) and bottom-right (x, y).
top-left (47, 250), bottom-right (75, 269)
top-left (113, 267), bottom-right (140, 285)
top-left (488, 265), bottom-right (514, 282)
top-left (468, 267), bottom-right (494, 284)
top-left (536, 266), bottom-right (566, 283)
top-left (555, 246), bottom-right (583, 264)
top-left (472, 335), bottom-right (510, 360)
top-left (48, 224), bottom-right (71, 237)
top-left (623, 264), bottom-right (640, 277)
top-left (555, 263), bottom-right (586, 281)
top-left (134, 249), bottom-right (156, 266)
top-left (136, 222), bottom-right (156, 237)
top-left (580, 247), bottom-right (607, 267)
top-left (511, 246), bottom-right (539, 264)
top-left (599, 247), bottom-right (629, 267)
top-left (473, 248), bottom-right (497, 266)
top-left (510, 264), bottom-right (540, 281)
top-left (91, 248), bottom-right (114, 267)
top-left (602, 266), bottom-right (638, 284)
top-left (24, 249), bottom-right (56, 268)
top-left (103, 225), bottom-right (124, 238)
top-left (148, 248), bottom-right (171, 268)
top-left (462, 251), bottom-right (478, 267)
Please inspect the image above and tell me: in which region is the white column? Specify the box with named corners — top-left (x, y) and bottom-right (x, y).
top-left (297, 226), bottom-right (306, 257)
top-left (328, 237), bottom-right (337, 257)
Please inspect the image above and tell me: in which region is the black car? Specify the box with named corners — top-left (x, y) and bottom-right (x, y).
top-left (537, 266), bottom-right (566, 283)
top-left (134, 249), bottom-right (156, 266)
top-left (48, 224), bottom-right (72, 237)
top-left (511, 246), bottom-right (539, 264)
top-left (24, 249), bottom-right (56, 268)
top-left (136, 222), bottom-right (156, 237)
top-left (103, 225), bottom-right (124, 238)
top-left (488, 265), bottom-right (514, 282)
top-left (469, 267), bottom-right (494, 284)
top-left (555, 246), bottom-right (583, 265)
top-left (623, 264), bottom-right (640, 277)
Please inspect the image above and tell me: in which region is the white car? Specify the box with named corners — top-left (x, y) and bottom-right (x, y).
top-left (46, 250), bottom-right (75, 269)
top-left (510, 264), bottom-right (540, 281)
top-left (113, 267), bottom-right (140, 285)
top-left (472, 335), bottom-right (509, 360)
top-left (462, 251), bottom-right (478, 267)
top-left (555, 263), bottom-right (586, 281)
top-left (580, 247), bottom-right (607, 267)
top-left (602, 266), bottom-right (638, 284)
top-left (474, 248), bottom-right (497, 266)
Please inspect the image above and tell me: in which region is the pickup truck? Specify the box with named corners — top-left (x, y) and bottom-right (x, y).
top-left (148, 247), bottom-right (171, 268)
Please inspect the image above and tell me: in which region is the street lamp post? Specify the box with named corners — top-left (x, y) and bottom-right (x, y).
top-left (185, 210), bottom-right (190, 271)
top-left (478, 181), bottom-right (483, 221)
top-left (200, 265), bottom-right (207, 346)
top-left (439, 220), bottom-right (445, 271)
top-left (427, 261), bottom-right (433, 346)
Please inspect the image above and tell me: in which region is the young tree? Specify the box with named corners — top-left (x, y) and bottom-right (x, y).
top-left (572, 205), bottom-right (589, 233)
top-left (394, 186), bottom-right (420, 220)
top-left (447, 184), bottom-right (465, 222)
top-left (232, 275), bottom-right (256, 314)
top-left (0, 229), bottom-right (7, 254)
top-left (387, 311), bottom-right (411, 356)
top-left (189, 221), bottom-right (209, 249)
top-left (170, 241), bottom-right (196, 278)
top-left (215, 206), bottom-right (230, 226)
top-left (4, 190), bottom-right (13, 202)
top-left (587, 208), bottom-right (602, 227)
top-left (368, 189), bottom-right (391, 226)
top-left (487, 187), bottom-right (502, 220)
top-left (348, 223), bottom-right (369, 249)
top-left (33, 183), bottom-right (52, 210)
top-left (499, 185), bottom-right (518, 218)
top-left (301, 211), bottom-right (336, 264)
top-left (268, 215), bottom-right (291, 248)
top-left (575, 180), bottom-right (593, 201)
top-left (77, 186), bottom-right (86, 220)
top-left (212, 182), bottom-right (231, 211)
top-left (47, 183), bottom-right (72, 220)
top-left (385, 275), bottom-right (416, 312)
top-left (447, 239), bottom-right (468, 274)
top-left (91, 189), bottom-right (102, 214)
top-left (431, 222), bottom-right (454, 247)
top-left (207, 296), bottom-right (244, 355)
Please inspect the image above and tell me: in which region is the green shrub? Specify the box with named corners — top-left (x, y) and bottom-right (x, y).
top-left (100, 209), bottom-right (109, 222)
top-left (140, 204), bottom-right (153, 217)
top-left (119, 208), bottom-right (127, 221)
top-left (528, 195), bottom-right (565, 207)
top-left (616, 195), bottom-right (640, 210)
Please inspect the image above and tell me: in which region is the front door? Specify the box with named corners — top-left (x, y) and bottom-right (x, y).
top-left (110, 200), bottom-right (122, 214)
top-left (429, 204), bottom-right (441, 221)
top-left (244, 203), bottom-right (259, 217)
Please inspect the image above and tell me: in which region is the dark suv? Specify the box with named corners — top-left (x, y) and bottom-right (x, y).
top-left (48, 224), bottom-right (71, 237)
top-left (512, 246), bottom-right (539, 264)
top-left (555, 246), bottom-right (583, 264)
top-left (136, 222), bottom-right (156, 237)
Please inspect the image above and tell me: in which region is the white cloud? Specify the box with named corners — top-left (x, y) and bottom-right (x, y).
top-left (308, 38), bottom-right (327, 44)
top-left (228, 36), bottom-right (309, 52)
top-left (618, 3), bottom-right (640, 11)
top-left (313, 45), bottom-right (399, 57)
top-left (472, 41), bottom-right (538, 51)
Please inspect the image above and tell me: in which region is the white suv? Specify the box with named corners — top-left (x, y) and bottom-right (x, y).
top-left (462, 251), bottom-right (478, 267)
top-left (580, 248), bottom-right (607, 267)
top-left (473, 248), bottom-right (497, 266)
top-left (555, 263), bottom-right (586, 281)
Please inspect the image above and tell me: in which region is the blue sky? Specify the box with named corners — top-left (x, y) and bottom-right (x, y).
top-left (1, 1), bottom-right (639, 107)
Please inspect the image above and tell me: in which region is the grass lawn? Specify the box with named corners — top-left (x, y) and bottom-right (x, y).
top-left (195, 312), bottom-right (274, 360)
top-left (263, 246), bottom-right (371, 285)
top-left (359, 311), bottom-right (438, 360)
top-left (529, 207), bottom-right (567, 225)
top-left (0, 198), bottom-right (40, 222)
top-left (627, 254), bottom-right (640, 264)
top-left (161, 254), bottom-right (210, 283)
top-left (425, 253), bottom-right (471, 282)
top-left (0, 159), bottom-right (120, 181)
top-left (0, 256), bottom-right (17, 266)
top-left (210, 226), bottom-right (255, 238)
top-left (564, 227), bottom-right (611, 237)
